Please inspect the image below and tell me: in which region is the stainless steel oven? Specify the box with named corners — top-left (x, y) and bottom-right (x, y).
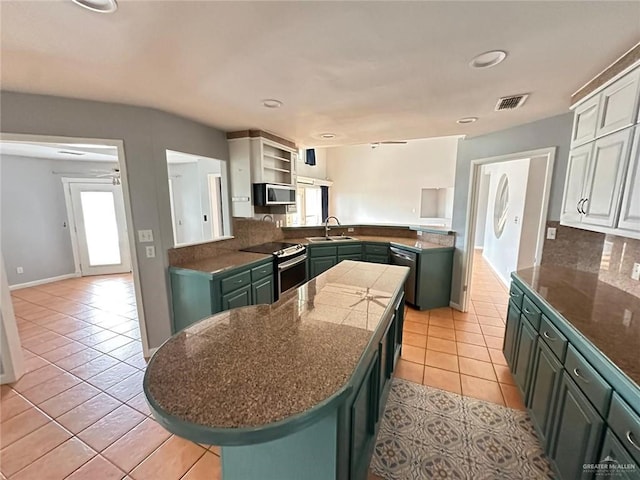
top-left (277, 249), bottom-right (307, 296)
top-left (240, 242), bottom-right (307, 299)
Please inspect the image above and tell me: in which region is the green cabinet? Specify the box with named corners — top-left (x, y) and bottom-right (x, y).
top-left (252, 276), bottom-right (274, 305)
top-left (503, 300), bottom-right (521, 369)
top-left (598, 429), bottom-right (638, 480)
top-left (350, 350), bottom-right (380, 480)
top-left (513, 316), bottom-right (537, 398)
top-left (363, 243), bottom-right (389, 263)
top-left (222, 284), bottom-right (252, 310)
top-left (169, 258), bottom-right (274, 332)
top-left (309, 256), bottom-right (338, 278)
top-left (528, 338), bottom-right (563, 447)
top-left (549, 372), bottom-right (605, 480)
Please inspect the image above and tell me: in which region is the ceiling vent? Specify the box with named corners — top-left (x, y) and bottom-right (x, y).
top-left (495, 94), bottom-right (529, 111)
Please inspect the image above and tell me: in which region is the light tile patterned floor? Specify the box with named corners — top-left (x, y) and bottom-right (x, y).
top-left (2, 274), bottom-right (220, 480)
top-left (395, 251), bottom-right (526, 410)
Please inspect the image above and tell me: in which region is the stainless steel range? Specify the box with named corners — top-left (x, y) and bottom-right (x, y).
top-left (240, 242), bottom-right (307, 299)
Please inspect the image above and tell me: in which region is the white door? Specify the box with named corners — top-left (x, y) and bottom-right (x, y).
top-left (69, 183), bottom-right (132, 276)
top-left (560, 143), bottom-right (592, 225)
top-left (618, 127), bottom-right (640, 232)
top-left (582, 129), bottom-right (632, 228)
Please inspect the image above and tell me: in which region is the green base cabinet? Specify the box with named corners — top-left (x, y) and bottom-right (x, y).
top-left (414, 248), bottom-right (453, 310)
top-left (597, 429), bottom-right (638, 480)
top-left (549, 372), bottom-right (605, 480)
top-left (363, 243), bottom-right (389, 264)
top-left (169, 258), bottom-right (274, 333)
top-left (503, 300), bottom-right (521, 369)
top-left (513, 316), bottom-right (537, 398)
top-left (309, 256), bottom-right (338, 278)
top-left (252, 276), bottom-right (274, 305)
top-left (527, 338), bottom-right (563, 448)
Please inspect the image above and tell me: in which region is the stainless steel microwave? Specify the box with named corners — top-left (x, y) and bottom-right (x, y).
top-left (253, 183), bottom-right (296, 206)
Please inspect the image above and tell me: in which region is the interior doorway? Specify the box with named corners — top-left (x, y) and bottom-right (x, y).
top-left (459, 147), bottom-right (556, 312)
top-left (208, 173), bottom-right (223, 239)
top-left (65, 180), bottom-right (132, 276)
top-left (0, 133), bottom-right (149, 372)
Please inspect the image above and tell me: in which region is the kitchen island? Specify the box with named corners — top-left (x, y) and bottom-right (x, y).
top-left (145, 260), bottom-right (409, 480)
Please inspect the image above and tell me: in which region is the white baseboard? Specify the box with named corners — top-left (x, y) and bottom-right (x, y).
top-left (449, 301), bottom-right (463, 312)
top-left (9, 273), bottom-right (80, 291)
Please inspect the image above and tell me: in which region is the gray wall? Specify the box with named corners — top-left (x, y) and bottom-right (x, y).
top-left (1, 155), bottom-right (118, 285)
top-left (0, 91), bottom-right (229, 348)
top-left (450, 112), bottom-right (574, 305)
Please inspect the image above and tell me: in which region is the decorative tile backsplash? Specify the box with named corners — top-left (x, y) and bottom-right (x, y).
top-left (541, 221), bottom-right (640, 298)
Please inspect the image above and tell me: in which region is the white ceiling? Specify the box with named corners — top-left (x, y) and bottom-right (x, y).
top-left (1, 1), bottom-right (639, 147)
top-left (0, 141), bottom-right (118, 162)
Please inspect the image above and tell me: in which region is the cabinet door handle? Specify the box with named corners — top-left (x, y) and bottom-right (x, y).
top-left (581, 198), bottom-right (589, 215)
top-left (573, 367), bottom-right (590, 383)
top-left (542, 331), bottom-right (555, 341)
top-left (523, 308), bottom-right (535, 315)
top-left (509, 292), bottom-right (520, 298)
top-left (577, 198), bottom-right (584, 214)
top-left (626, 431), bottom-right (640, 452)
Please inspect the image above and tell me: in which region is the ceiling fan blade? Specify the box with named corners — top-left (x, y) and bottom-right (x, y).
top-left (378, 141), bottom-right (408, 145)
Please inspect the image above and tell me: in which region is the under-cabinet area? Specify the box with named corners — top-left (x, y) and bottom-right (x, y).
top-left (503, 266), bottom-right (640, 480)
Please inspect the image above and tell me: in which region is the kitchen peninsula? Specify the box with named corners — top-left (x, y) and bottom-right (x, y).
top-left (145, 261), bottom-right (409, 480)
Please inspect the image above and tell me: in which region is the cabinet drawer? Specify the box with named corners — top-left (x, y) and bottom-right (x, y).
top-left (251, 262), bottom-right (273, 282)
top-left (521, 296), bottom-right (542, 330)
top-left (539, 314), bottom-right (568, 362)
top-left (365, 254), bottom-right (389, 264)
top-left (338, 244), bottom-right (362, 255)
top-left (607, 393), bottom-right (640, 466)
top-left (509, 284), bottom-right (524, 310)
top-left (364, 244), bottom-right (388, 255)
top-left (221, 270), bottom-right (251, 295)
top-left (308, 245), bottom-right (337, 257)
top-left (565, 345), bottom-right (612, 417)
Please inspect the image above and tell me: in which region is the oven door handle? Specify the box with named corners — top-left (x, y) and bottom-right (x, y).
top-left (278, 254), bottom-right (307, 271)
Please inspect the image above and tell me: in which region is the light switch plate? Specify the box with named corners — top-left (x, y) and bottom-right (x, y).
top-left (546, 227), bottom-right (557, 240)
top-left (138, 230), bottom-right (154, 243)
top-left (632, 263), bottom-right (640, 281)
top-left (145, 246), bottom-right (156, 258)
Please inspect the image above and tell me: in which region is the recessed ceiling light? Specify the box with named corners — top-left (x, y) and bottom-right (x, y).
top-left (456, 117), bottom-right (478, 124)
top-left (320, 133), bottom-right (336, 139)
top-left (262, 99), bottom-right (283, 109)
top-left (71, 0), bottom-right (118, 13)
top-left (469, 50), bottom-right (507, 69)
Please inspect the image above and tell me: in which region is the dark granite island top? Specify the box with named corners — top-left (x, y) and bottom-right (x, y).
top-left (144, 261), bottom-right (409, 455)
top-left (513, 266), bottom-right (640, 389)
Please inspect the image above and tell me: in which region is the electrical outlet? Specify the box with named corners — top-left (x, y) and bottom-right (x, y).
top-left (347, 227), bottom-right (354, 233)
top-left (623, 309), bottom-right (632, 327)
top-left (145, 246), bottom-right (156, 258)
top-left (632, 263), bottom-right (640, 281)
top-left (16, 266), bottom-right (24, 274)
top-left (417, 231), bottom-right (423, 236)
top-left (546, 227), bottom-right (557, 240)
top-left (138, 230), bottom-right (154, 243)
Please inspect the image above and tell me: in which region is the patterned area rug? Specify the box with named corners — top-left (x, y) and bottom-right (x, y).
top-left (370, 379), bottom-right (554, 479)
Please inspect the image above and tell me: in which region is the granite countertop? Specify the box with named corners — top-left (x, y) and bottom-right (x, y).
top-left (514, 266), bottom-right (640, 386)
top-left (145, 261), bottom-right (408, 430)
top-left (172, 251), bottom-right (271, 275)
top-left (286, 235), bottom-right (452, 251)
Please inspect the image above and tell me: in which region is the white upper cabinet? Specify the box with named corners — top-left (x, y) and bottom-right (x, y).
top-left (618, 127), bottom-right (640, 233)
top-left (595, 68), bottom-right (640, 138)
top-left (560, 143), bottom-right (592, 224)
top-left (581, 129), bottom-right (633, 228)
top-left (571, 96), bottom-right (600, 147)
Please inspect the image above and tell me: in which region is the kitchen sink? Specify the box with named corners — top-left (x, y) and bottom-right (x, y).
top-left (307, 236), bottom-right (358, 243)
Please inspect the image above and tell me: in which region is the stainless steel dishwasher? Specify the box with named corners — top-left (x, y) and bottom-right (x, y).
top-left (389, 246), bottom-right (417, 305)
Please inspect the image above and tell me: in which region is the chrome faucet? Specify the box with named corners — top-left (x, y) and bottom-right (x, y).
top-left (324, 216), bottom-right (341, 238)
top-left (262, 214), bottom-right (274, 222)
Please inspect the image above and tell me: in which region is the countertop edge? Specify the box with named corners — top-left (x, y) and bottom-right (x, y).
top-left (511, 271), bottom-right (640, 409)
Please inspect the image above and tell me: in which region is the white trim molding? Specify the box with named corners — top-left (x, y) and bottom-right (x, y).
top-left (9, 273), bottom-right (81, 291)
